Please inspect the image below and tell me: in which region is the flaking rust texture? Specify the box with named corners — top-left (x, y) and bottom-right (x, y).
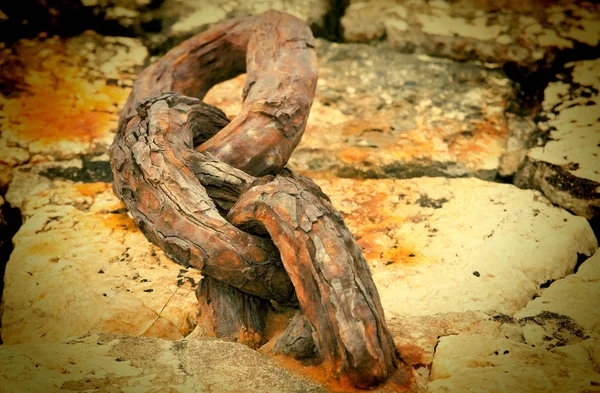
top-left (110, 11), bottom-right (398, 388)
top-left (0, 33), bottom-right (147, 162)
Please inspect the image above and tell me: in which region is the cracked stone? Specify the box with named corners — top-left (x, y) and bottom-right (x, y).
top-left (429, 334), bottom-right (600, 392)
top-left (0, 333), bottom-right (325, 393)
top-left (387, 311), bottom-right (522, 368)
top-left (342, 0), bottom-right (600, 68)
top-left (1, 176), bottom-right (201, 344)
top-left (313, 176), bottom-right (598, 318)
top-left (515, 251), bottom-right (600, 343)
top-left (515, 58), bottom-right (600, 219)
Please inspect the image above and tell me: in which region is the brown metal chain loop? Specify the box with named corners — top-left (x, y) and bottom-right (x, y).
top-left (110, 10), bottom-right (397, 388)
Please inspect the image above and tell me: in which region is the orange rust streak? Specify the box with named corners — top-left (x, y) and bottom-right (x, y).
top-left (102, 213), bottom-right (137, 232)
top-left (74, 182), bottom-right (111, 197)
top-left (1, 37), bottom-right (130, 144)
top-left (270, 354), bottom-right (414, 393)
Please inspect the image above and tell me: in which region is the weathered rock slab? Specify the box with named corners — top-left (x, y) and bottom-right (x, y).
top-left (155, 0), bottom-right (332, 39)
top-left (516, 251), bottom-right (600, 340)
top-left (429, 334), bottom-right (600, 392)
top-left (3, 168), bottom-right (597, 351)
top-left (0, 32), bottom-right (147, 162)
top-left (314, 176), bottom-right (598, 317)
top-left (386, 311), bottom-right (522, 367)
top-left (342, 0), bottom-right (600, 68)
top-left (205, 40), bottom-right (522, 181)
top-left (0, 333), bottom-right (325, 393)
top-left (515, 58), bottom-right (600, 219)
top-left (1, 168), bottom-right (201, 345)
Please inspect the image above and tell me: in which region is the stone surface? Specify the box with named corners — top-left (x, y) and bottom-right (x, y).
top-left (429, 334), bottom-right (600, 392)
top-left (516, 251), bottom-right (600, 341)
top-left (342, 0), bottom-right (600, 68)
top-left (0, 333), bottom-right (325, 393)
top-left (314, 176), bottom-right (598, 317)
top-left (1, 165), bottom-right (201, 344)
top-left (205, 40), bottom-right (522, 181)
top-left (387, 311), bottom-right (522, 367)
top-left (515, 58), bottom-right (600, 219)
top-left (0, 32), bottom-right (147, 162)
top-left (4, 166), bottom-right (597, 353)
top-left (140, 0), bottom-right (333, 51)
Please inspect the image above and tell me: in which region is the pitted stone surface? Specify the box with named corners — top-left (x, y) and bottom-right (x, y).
top-left (515, 58), bottom-right (600, 219)
top-left (342, 0), bottom-right (600, 68)
top-left (516, 251), bottom-right (600, 341)
top-left (429, 334), bottom-right (600, 393)
top-left (0, 32), bottom-right (147, 163)
top-left (206, 40), bottom-right (521, 181)
top-left (1, 170), bottom-right (201, 345)
top-left (314, 176), bottom-right (597, 317)
top-left (0, 333), bottom-right (325, 393)
top-left (387, 311), bottom-right (522, 367)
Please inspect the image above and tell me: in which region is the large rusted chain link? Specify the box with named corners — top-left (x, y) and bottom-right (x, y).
top-left (110, 10), bottom-right (397, 388)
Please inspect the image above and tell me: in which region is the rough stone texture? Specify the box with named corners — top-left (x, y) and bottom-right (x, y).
top-left (387, 311), bottom-right (522, 368)
top-left (429, 334), bottom-right (600, 392)
top-left (205, 40), bottom-right (522, 181)
top-left (516, 251), bottom-right (600, 344)
top-left (0, 333), bottom-right (325, 393)
top-left (515, 58), bottom-right (600, 219)
top-left (342, 0), bottom-right (600, 68)
top-left (6, 170), bottom-right (597, 369)
top-left (0, 32), bottom-right (147, 162)
top-left (1, 166), bottom-right (201, 344)
top-left (99, 0), bottom-right (334, 53)
top-left (313, 176), bottom-right (598, 317)
top-left (157, 0), bottom-right (330, 37)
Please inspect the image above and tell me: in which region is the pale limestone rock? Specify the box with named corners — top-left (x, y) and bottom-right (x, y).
top-left (206, 40), bottom-right (519, 180)
top-left (314, 177), bottom-right (598, 318)
top-left (342, 0), bottom-right (600, 68)
top-left (387, 311), bottom-right (521, 367)
top-left (515, 59), bottom-right (600, 219)
top-left (553, 338), bottom-right (600, 374)
top-left (0, 33), bottom-right (147, 162)
top-left (515, 251), bottom-right (600, 338)
top-left (154, 0), bottom-right (331, 41)
top-left (0, 333), bottom-right (325, 393)
top-left (1, 177), bottom-right (201, 344)
top-left (429, 334), bottom-right (600, 392)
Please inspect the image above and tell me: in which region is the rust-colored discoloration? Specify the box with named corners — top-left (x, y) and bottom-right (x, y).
top-left (271, 354), bottom-right (414, 393)
top-left (0, 36), bottom-right (131, 147)
top-left (74, 182), bottom-right (112, 198)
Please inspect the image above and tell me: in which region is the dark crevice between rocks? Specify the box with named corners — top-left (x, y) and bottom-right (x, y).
top-left (0, 201), bottom-right (23, 345)
top-left (503, 42), bottom-right (600, 126)
top-left (0, 0), bottom-right (166, 47)
top-left (1, 1), bottom-right (129, 46)
top-left (503, 41), bottom-right (600, 106)
top-left (573, 252), bottom-right (591, 274)
top-left (39, 156), bottom-right (113, 183)
top-left (588, 215), bottom-right (600, 246)
top-left (312, 0), bottom-right (350, 42)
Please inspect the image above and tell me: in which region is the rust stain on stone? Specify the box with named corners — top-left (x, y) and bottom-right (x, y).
top-left (102, 212), bottom-right (137, 232)
top-left (271, 353), bottom-right (414, 393)
top-left (73, 182), bottom-right (112, 198)
top-left (0, 36), bottom-right (130, 145)
top-left (322, 183), bottom-right (423, 267)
